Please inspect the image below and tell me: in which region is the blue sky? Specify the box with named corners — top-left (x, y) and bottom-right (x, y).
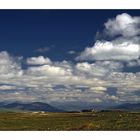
top-left (0, 10), bottom-right (140, 110)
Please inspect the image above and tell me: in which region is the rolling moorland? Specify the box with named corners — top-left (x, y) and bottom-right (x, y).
top-left (0, 102), bottom-right (139, 130)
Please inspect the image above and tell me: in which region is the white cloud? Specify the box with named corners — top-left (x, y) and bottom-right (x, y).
top-left (76, 62), bottom-right (92, 72)
top-left (0, 51), bottom-right (23, 78)
top-left (76, 41), bottom-right (140, 61)
top-left (0, 51), bottom-right (139, 106)
top-left (75, 62), bottom-right (111, 77)
top-left (104, 13), bottom-right (140, 37)
top-left (0, 85), bottom-right (16, 90)
top-left (27, 64), bottom-right (72, 76)
top-left (76, 13), bottom-right (140, 61)
top-left (126, 59), bottom-right (140, 67)
top-left (27, 56), bottom-right (52, 65)
top-left (90, 86), bottom-right (107, 92)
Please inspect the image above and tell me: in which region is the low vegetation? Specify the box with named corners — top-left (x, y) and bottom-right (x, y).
top-left (0, 111), bottom-right (140, 130)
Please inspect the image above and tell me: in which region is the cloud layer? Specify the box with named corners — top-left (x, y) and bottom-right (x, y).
top-left (0, 51), bottom-right (140, 107)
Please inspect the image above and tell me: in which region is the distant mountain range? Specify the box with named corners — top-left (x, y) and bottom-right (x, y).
top-left (112, 103), bottom-right (140, 111)
top-left (0, 102), bottom-right (140, 112)
top-left (0, 102), bottom-right (64, 112)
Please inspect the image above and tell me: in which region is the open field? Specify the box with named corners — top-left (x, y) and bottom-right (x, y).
top-left (0, 111), bottom-right (140, 130)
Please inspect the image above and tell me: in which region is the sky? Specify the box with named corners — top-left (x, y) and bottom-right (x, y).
top-left (0, 10), bottom-right (140, 110)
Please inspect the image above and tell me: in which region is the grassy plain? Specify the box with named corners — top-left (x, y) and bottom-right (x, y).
top-left (0, 111), bottom-right (140, 130)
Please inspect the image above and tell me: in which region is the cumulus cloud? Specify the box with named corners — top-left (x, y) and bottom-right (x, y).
top-left (27, 64), bottom-right (72, 76)
top-left (0, 85), bottom-right (16, 90)
top-left (126, 59), bottom-right (140, 67)
top-left (0, 51), bottom-right (23, 78)
top-left (76, 13), bottom-right (140, 61)
top-left (27, 56), bottom-right (52, 65)
top-left (0, 51), bottom-right (139, 106)
top-left (75, 62), bottom-right (106, 77)
top-left (104, 13), bottom-right (140, 37)
top-left (76, 41), bottom-right (140, 61)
